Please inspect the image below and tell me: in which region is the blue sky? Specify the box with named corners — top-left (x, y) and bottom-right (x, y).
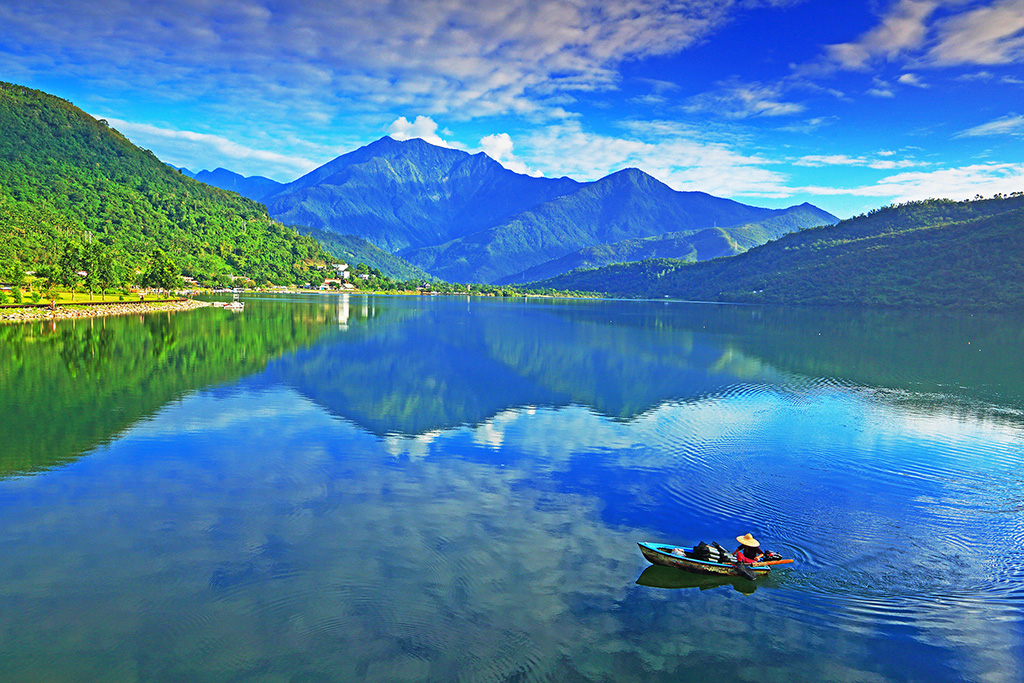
top-left (3, 0), bottom-right (1024, 217)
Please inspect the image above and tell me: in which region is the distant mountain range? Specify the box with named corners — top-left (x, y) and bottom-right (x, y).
top-left (534, 195), bottom-right (1024, 310)
top-left (504, 202), bottom-right (835, 284)
top-left (186, 137), bottom-right (838, 284)
top-left (177, 166), bottom-right (283, 202)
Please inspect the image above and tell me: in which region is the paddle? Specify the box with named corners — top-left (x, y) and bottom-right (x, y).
top-left (712, 541), bottom-right (757, 581)
top-left (752, 558), bottom-right (794, 567)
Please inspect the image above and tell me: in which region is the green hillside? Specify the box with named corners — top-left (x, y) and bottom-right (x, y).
top-left (298, 227), bottom-right (433, 281)
top-left (0, 82), bottom-right (331, 287)
top-left (535, 196), bottom-right (1024, 310)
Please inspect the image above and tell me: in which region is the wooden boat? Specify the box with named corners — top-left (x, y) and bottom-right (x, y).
top-left (638, 542), bottom-right (790, 578)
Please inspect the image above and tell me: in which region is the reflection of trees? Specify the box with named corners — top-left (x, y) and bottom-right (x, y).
top-left (0, 301), bottom-right (346, 477)
top-left (56, 321), bottom-right (117, 379)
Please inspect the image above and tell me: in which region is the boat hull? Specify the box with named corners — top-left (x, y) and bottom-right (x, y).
top-left (638, 542), bottom-right (772, 577)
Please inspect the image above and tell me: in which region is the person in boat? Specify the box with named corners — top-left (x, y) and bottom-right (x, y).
top-left (734, 533), bottom-right (771, 564)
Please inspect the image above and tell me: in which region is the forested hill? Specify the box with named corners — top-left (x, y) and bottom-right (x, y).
top-left (297, 227), bottom-right (433, 281)
top-left (534, 195), bottom-right (1024, 310)
top-left (0, 82), bottom-right (331, 287)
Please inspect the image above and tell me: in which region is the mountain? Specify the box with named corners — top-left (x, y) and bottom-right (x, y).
top-left (533, 195), bottom-right (1024, 310)
top-left (177, 167), bottom-right (283, 201)
top-left (0, 82), bottom-right (331, 286)
top-left (501, 202), bottom-right (837, 284)
top-left (263, 138), bottom-right (836, 284)
top-left (265, 137), bottom-right (582, 253)
top-left (401, 168), bottom-right (834, 283)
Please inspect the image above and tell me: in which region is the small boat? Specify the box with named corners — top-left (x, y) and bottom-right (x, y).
top-left (638, 542), bottom-right (790, 578)
top-left (223, 292), bottom-right (244, 311)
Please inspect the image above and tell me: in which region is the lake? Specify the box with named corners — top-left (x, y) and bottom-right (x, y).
top-left (1, 294), bottom-right (1022, 682)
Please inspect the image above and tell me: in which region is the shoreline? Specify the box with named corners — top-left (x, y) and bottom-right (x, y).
top-left (0, 298), bottom-right (213, 324)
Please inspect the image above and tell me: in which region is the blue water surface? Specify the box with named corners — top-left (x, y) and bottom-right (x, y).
top-left (0, 294), bottom-right (1021, 682)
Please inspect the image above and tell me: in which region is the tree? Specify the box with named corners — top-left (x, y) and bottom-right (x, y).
top-left (57, 241), bottom-right (84, 287)
top-left (84, 241), bottom-right (102, 300)
top-left (93, 247), bottom-right (120, 300)
top-left (142, 249), bottom-right (182, 295)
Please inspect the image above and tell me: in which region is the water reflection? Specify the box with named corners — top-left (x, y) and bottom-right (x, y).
top-left (1, 296), bottom-right (1022, 682)
top-left (267, 296), bottom-right (1024, 438)
top-left (2, 383), bottom-right (1019, 682)
top-left (635, 565), bottom-right (762, 594)
top-left (0, 297), bottom-right (370, 477)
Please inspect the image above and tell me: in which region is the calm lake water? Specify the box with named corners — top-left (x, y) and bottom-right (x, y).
top-left (1, 294), bottom-right (1022, 682)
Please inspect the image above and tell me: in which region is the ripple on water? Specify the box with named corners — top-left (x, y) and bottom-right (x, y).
top-left (646, 377), bottom-right (1024, 636)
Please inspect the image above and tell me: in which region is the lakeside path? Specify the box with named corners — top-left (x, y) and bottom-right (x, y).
top-left (0, 299), bottom-right (213, 324)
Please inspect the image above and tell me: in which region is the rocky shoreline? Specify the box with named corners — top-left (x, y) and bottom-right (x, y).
top-left (0, 298), bottom-right (213, 323)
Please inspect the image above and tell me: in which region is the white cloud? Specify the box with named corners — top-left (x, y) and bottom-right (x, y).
top-left (3, 0), bottom-right (755, 122)
top-left (927, 0), bottom-right (1024, 65)
top-left (819, 0), bottom-right (1024, 72)
top-left (684, 79), bottom-right (805, 119)
top-left (101, 118), bottom-right (320, 177)
top-left (824, 0), bottom-right (942, 70)
top-left (777, 116), bottom-right (838, 134)
top-left (387, 116), bottom-right (455, 148)
top-left (795, 153), bottom-right (921, 170)
top-left (897, 72), bottom-right (929, 87)
top-left (955, 70), bottom-right (995, 81)
top-left (521, 120), bottom-right (794, 198)
top-left (867, 79), bottom-right (896, 97)
top-left (479, 133), bottom-right (515, 161)
top-left (801, 163), bottom-right (1024, 201)
top-left (477, 132), bottom-right (540, 176)
top-left (956, 114), bottom-right (1024, 137)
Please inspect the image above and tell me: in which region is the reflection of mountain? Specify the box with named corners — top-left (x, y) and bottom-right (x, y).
top-left (268, 298), bottom-right (1024, 437)
top-left (266, 299), bottom-right (570, 436)
top-left (0, 299), bottom-right (358, 477)
top-left (10, 295), bottom-right (1020, 474)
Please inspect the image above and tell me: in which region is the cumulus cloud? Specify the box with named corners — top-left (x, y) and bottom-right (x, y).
top-left (897, 72), bottom-right (929, 87)
top-left (867, 77), bottom-right (897, 97)
top-left (384, 120), bottom-right (539, 175)
top-left (387, 116), bottom-right (455, 148)
top-left (477, 132), bottom-right (539, 176)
